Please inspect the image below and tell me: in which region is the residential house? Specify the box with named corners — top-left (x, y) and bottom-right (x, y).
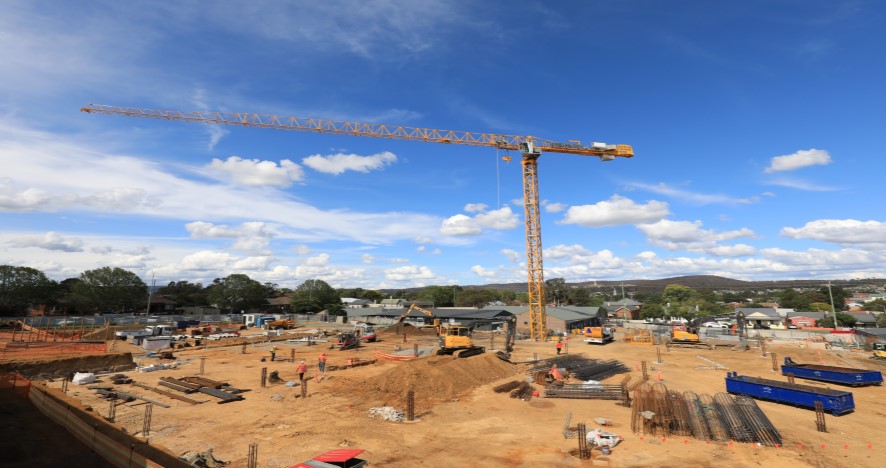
top-left (735, 308), bottom-right (782, 328)
top-left (786, 311), bottom-right (827, 328)
top-left (341, 298), bottom-right (373, 308)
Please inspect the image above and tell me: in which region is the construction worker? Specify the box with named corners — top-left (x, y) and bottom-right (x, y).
top-left (556, 340), bottom-right (564, 355)
top-left (296, 359), bottom-right (307, 381)
top-left (318, 352), bottom-right (327, 373)
top-left (270, 346), bottom-right (278, 362)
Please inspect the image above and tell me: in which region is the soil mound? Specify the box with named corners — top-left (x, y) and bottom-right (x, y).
top-left (347, 353), bottom-right (519, 405)
top-left (377, 322), bottom-right (433, 337)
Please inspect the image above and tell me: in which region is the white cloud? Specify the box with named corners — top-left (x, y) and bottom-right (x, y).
top-left (765, 149), bottom-right (832, 173)
top-left (186, 221), bottom-right (276, 252)
top-left (207, 156), bottom-right (305, 187)
top-left (417, 245), bottom-right (426, 252)
top-left (464, 203), bottom-right (487, 213)
top-left (232, 255), bottom-right (275, 271)
top-left (439, 206), bottom-right (519, 236)
top-left (0, 180), bottom-right (53, 211)
top-left (361, 254), bottom-right (375, 264)
top-left (764, 177), bottom-right (839, 191)
top-left (293, 244), bottom-right (311, 255)
top-left (440, 214), bottom-right (482, 236)
top-left (624, 182), bottom-right (760, 205)
top-left (562, 195), bottom-right (669, 227)
top-left (636, 219), bottom-right (756, 257)
top-left (471, 265), bottom-right (497, 277)
top-left (9, 231), bottom-right (84, 252)
top-left (305, 253), bottom-right (330, 266)
top-left (431, 248), bottom-right (441, 255)
top-left (544, 244), bottom-right (591, 259)
top-left (385, 265), bottom-right (436, 282)
top-left (191, 87), bottom-right (230, 150)
top-left (390, 258), bottom-right (410, 263)
top-left (302, 151), bottom-right (397, 175)
top-left (544, 202), bottom-right (566, 213)
top-left (781, 219), bottom-right (886, 247)
top-left (501, 248), bottom-right (521, 263)
top-left (474, 206), bottom-right (520, 230)
top-left (179, 251), bottom-right (237, 271)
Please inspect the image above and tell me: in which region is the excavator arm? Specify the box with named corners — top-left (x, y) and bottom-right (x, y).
top-left (397, 304), bottom-right (438, 325)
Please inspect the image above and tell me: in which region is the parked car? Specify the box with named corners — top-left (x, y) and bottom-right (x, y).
top-left (787, 324), bottom-right (798, 329)
top-left (702, 322), bottom-right (729, 329)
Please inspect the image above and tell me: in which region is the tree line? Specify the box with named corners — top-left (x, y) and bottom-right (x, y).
top-left (3, 265), bottom-right (885, 325)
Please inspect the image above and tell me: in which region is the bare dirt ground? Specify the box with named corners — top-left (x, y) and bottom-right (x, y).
top-left (24, 326), bottom-right (886, 467)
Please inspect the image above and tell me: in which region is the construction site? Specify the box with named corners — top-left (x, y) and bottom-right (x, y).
top-left (2, 318), bottom-right (885, 468)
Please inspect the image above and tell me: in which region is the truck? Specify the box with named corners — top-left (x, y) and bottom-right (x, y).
top-left (115, 325), bottom-right (175, 340)
top-left (582, 326), bottom-right (614, 344)
top-left (725, 372), bottom-right (855, 415)
top-left (781, 357), bottom-right (883, 387)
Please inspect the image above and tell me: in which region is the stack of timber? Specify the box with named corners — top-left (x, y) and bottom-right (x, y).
top-left (158, 376), bottom-right (246, 404)
top-left (544, 383), bottom-right (624, 400)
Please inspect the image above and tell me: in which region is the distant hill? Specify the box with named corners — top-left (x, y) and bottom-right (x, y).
top-left (380, 275), bottom-right (886, 296)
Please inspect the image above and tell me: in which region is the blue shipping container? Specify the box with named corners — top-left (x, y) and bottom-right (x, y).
top-left (725, 372), bottom-right (855, 415)
top-left (781, 357), bottom-right (883, 387)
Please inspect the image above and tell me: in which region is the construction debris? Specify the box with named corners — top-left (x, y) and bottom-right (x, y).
top-left (368, 406), bottom-right (404, 422)
top-left (527, 354), bottom-right (629, 382)
top-left (180, 449), bottom-right (229, 467)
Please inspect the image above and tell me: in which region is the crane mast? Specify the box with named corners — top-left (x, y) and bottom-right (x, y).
top-left (81, 104), bottom-right (633, 341)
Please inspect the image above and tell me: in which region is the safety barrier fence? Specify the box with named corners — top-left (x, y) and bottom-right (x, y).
top-left (0, 341), bottom-right (107, 360)
top-left (0, 372), bottom-right (189, 468)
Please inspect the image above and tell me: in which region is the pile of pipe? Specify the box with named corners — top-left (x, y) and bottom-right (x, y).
top-left (630, 382), bottom-right (781, 447)
top-left (527, 354), bottom-right (629, 382)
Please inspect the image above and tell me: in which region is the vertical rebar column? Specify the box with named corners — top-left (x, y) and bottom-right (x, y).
top-left (656, 347), bottom-right (662, 364)
top-left (301, 379), bottom-right (308, 399)
top-left (142, 403), bottom-right (153, 437)
top-left (108, 399), bottom-right (117, 423)
top-left (414, 343), bottom-right (418, 357)
top-left (406, 389), bottom-right (415, 421)
top-left (771, 353), bottom-right (778, 372)
top-left (577, 423), bottom-right (590, 460)
top-left (290, 348), bottom-right (295, 362)
top-left (247, 443), bottom-right (258, 468)
top-left (814, 401), bottom-right (827, 432)
top-left (261, 367), bottom-right (267, 388)
top-left (200, 356), bottom-right (206, 375)
top-left (241, 343), bottom-right (247, 354)
top-left (787, 373), bottom-right (795, 384)
top-left (761, 340), bottom-right (767, 356)
top-left (490, 333), bottom-right (495, 351)
top-left (641, 361), bottom-right (648, 381)
top-left (533, 352), bottom-right (538, 362)
top-left (61, 377), bottom-right (69, 394)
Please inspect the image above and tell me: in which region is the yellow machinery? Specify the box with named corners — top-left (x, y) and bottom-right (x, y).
top-left (397, 304), bottom-right (441, 329)
top-left (667, 319), bottom-right (714, 350)
top-left (81, 104), bottom-right (633, 341)
top-left (582, 326), bottom-right (614, 345)
top-left (437, 323), bottom-right (484, 358)
top-left (873, 343), bottom-right (886, 359)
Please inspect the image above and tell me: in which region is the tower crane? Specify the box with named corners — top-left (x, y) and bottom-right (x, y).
top-left (81, 104), bottom-right (633, 340)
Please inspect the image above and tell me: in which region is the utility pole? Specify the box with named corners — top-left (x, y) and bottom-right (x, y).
top-left (827, 281), bottom-right (839, 330)
top-left (145, 270), bottom-right (155, 317)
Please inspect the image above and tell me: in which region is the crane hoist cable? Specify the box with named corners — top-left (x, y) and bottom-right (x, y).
top-left (80, 104), bottom-right (633, 341)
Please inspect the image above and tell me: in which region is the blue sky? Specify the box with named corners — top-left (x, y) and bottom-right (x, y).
top-left (2, 1), bottom-right (885, 289)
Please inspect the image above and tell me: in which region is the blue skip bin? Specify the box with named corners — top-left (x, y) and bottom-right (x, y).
top-left (781, 357), bottom-right (883, 387)
top-left (725, 372), bottom-right (855, 415)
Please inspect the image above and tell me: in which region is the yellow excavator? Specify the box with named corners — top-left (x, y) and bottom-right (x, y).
top-left (397, 304), bottom-right (441, 329)
top-left (872, 343), bottom-right (886, 359)
top-left (666, 318), bottom-right (714, 350)
top-left (437, 316), bottom-right (516, 358)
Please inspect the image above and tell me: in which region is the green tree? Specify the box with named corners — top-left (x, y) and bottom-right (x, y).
top-left (662, 284), bottom-right (696, 304)
top-left (817, 312), bottom-right (858, 328)
top-left (205, 274), bottom-right (268, 313)
top-left (290, 279), bottom-right (341, 314)
top-left (778, 289), bottom-right (811, 311)
top-left (640, 303), bottom-right (665, 320)
top-left (876, 313), bottom-right (886, 328)
top-left (819, 286), bottom-right (849, 311)
top-left (455, 288), bottom-right (497, 308)
top-left (0, 265), bottom-right (59, 315)
top-left (71, 267), bottom-right (146, 313)
top-left (568, 287), bottom-right (593, 306)
top-left (809, 302), bottom-right (834, 312)
top-left (743, 302), bottom-right (766, 308)
top-left (866, 298), bottom-right (886, 312)
top-left (158, 281), bottom-right (207, 307)
top-left (362, 290), bottom-right (383, 303)
top-left (545, 278), bottom-right (567, 306)
top-left (418, 285), bottom-right (461, 307)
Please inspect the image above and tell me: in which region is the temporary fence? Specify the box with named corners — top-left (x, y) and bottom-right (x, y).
top-left (0, 341), bottom-right (107, 360)
top-left (0, 372), bottom-right (189, 468)
top-left (375, 349), bottom-right (420, 361)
